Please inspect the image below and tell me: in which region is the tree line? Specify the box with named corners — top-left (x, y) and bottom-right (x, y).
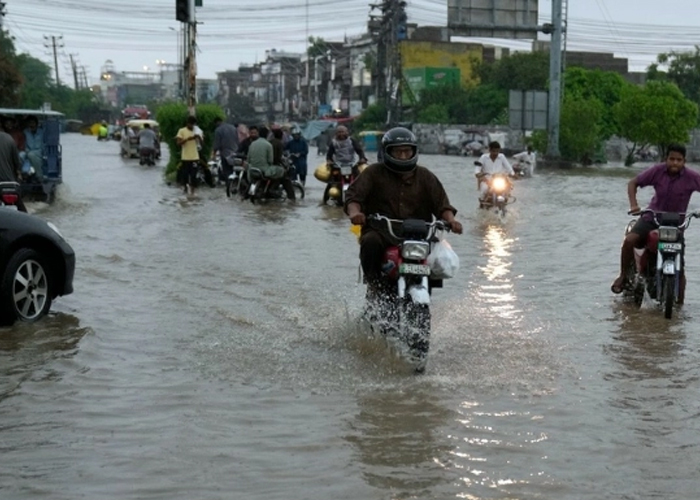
top-left (0, 31), bottom-right (104, 123)
top-left (355, 48), bottom-right (700, 165)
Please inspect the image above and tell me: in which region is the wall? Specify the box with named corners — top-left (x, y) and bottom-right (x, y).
top-left (413, 123), bottom-right (525, 155)
top-left (399, 41), bottom-right (484, 88)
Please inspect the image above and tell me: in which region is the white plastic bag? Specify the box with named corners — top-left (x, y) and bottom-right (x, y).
top-left (427, 238), bottom-right (460, 279)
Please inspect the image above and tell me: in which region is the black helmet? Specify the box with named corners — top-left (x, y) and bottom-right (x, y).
top-left (381, 127), bottom-right (418, 173)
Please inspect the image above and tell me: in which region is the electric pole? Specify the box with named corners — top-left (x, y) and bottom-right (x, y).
top-left (43, 35), bottom-right (64, 86)
top-left (547, 0), bottom-right (564, 158)
top-left (0, 2), bottom-right (6, 30)
top-left (70, 54), bottom-right (80, 90)
top-left (187, 0), bottom-right (197, 116)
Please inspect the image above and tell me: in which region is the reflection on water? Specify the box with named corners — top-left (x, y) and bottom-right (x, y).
top-left (0, 313), bottom-right (92, 403)
top-left (606, 302), bottom-right (687, 381)
top-left (475, 224), bottom-right (519, 321)
top-left (345, 387), bottom-right (456, 495)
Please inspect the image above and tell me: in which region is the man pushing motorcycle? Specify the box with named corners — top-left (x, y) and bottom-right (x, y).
top-left (611, 143), bottom-right (700, 301)
top-left (344, 127), bottom-right (463, 295)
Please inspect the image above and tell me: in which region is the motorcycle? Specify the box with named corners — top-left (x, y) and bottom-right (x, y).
top-left (477, 172), bottom-right (514, 217)
top-left (139, 147), bottom-right (156, 166)
top-left (361, 214), bottom-right (453, 373)
top-left (246, 157), bottom-right (305, 203)
top-left (512, 160), bottom-right (533, 178)
top-left (0, 181), bottom-right (22, 209)
top-left (620, 209), bottom-right (700, 319)
top-left (224, 154), bottom-right (248, 197)
top-left (323, 160), bottom-right (358, 207)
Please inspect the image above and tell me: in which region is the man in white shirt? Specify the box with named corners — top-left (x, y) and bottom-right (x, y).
top-left (512, 145), bottom-right (536, 177)
top-left (475, 141), bottom-right (514, 199)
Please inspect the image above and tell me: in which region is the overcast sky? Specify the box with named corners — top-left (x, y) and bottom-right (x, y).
top-left (6, 0), bottom-right (700, 86)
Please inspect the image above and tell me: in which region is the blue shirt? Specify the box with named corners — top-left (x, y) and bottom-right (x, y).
top-left (24, 127), bottom-right (44, 154)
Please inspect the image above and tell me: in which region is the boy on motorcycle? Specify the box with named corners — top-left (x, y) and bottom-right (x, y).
top-left (475, 141), bottom-right (515, 200)
top-left (611, 143), bottom-right (700, 300)
top-left (344, 127), bottom-right (463, 294)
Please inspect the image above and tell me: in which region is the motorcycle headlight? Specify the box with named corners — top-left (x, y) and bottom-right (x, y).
top-left (492, 177), bottom-right (507, 191)
top-left (402, 241), bottom-right (430, 260)
top-left (659, 226), bottom-right (679, 242)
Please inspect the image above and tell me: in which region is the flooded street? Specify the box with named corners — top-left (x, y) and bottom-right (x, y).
top-left (3, 133), bottom-right (700, 499)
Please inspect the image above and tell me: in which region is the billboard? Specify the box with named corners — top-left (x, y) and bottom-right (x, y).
top-left (448, 0), bottom-right (539, 39)
top-left (509, 90), bottom-right (548, 130)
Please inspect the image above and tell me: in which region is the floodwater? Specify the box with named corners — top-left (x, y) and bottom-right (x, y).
top-left (2, 134), bottom-right (700, 500)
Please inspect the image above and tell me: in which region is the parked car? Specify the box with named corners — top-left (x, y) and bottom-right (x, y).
top-left (0, 209), bottom-right (75, 326)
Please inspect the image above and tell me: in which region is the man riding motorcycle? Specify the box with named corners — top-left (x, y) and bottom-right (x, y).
top-left (344, 127), bottom-right (463, 295)
top-left (475, 141), bottom-right (515, 200)
top-left (326, 125), bottom-right (368, 177)
top-left (611, 143), bottom-right (700, 302)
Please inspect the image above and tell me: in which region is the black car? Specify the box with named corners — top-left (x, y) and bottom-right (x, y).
top-left (0, 209), bottom-right (75, 326)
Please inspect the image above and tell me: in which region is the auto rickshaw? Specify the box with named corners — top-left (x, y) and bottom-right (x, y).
top-left (120, 119), bottom-right (161, 159)
top-left (0, 107), bottom-right (65, 203)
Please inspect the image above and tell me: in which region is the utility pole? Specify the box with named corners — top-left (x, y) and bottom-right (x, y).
top-left (0, 2), bottom-right (6, 30)
top-left (187, 0), bottom-right (197, 116)
top-left (547, 0), bottom-right (564, 158)
top-left (70, 54), bottom-right (80, 90)
top-left (372, 0), bottom-right (406, 126)
top-left (43, 35), bottom-right (64, 86)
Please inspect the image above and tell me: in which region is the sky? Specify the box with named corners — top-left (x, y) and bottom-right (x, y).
top-left (5, 0), bottom-right (700, 86)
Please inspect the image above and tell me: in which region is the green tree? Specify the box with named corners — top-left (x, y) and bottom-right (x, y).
top-left (563, 67), bottom-right (631, 139)
top-left (416, 104), bottom-right (449, 124)
top-left (559, 97), bottom-right (604, 163)
top-left (0, 31), bottom-right (22, 106)
top-left (415, 83), bottom-right (506, 125)
top-left (614, 80), bottom-right (698, 165)
top-left (353, 102), bottom-right (387, 132)
top-left (156, 102), bottom-right (226, 179)
top-left (647, 46), bottom-right (700, 108)
top-left (478, 51), bottom-right (550, 90)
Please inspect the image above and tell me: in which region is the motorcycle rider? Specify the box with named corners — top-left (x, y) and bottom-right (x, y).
top-left (475, 141), bottom-right (515, 200)
top-left (512, 145), bottom-right (536, 176)
top-left (285, 127), bottom-right (309, 185)
top-left (211, 117), bottom-right (240, 182)
top-left (611, 143), bottom-right (700, 301)
top-left (345, 127), bottom-right (463, 295)
top-left (246, 126), bottom-right (295, 201)
top-left (326, 125), bottom-right (368, 177)
top-left (137, 122), bottom-right (158, 165)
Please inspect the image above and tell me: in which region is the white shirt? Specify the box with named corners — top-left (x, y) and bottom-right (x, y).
top-left (475, 153), bottom-right (514, 176)
top-left (194, 125), bottom-right (204, 151)
top-left (513, 150), bottom-right (536, 166)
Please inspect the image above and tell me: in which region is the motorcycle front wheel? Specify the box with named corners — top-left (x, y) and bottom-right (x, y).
top-left (662, 275), bottom-right (675, 319)
top-left (402, 300), bottom-right (431, 373)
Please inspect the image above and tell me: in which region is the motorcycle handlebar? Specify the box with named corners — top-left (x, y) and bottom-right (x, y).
top-left (367, 214), bottom-right (452, 238)
top-left (628, 208), bottom-right (700, 229)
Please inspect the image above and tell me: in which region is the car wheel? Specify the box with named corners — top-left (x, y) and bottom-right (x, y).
top-left (0, 248), bottom-right (52, 325)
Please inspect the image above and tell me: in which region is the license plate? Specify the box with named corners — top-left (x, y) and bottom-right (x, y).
top-left (399, 263), bottom-right (431, 275)
top-left (659, 242), bottom-right (682, 251)
top-left (340, 166), bottom-right (352, 175)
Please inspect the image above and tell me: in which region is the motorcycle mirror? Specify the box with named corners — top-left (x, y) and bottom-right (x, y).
top-left (474, 161), bottom-right (482, 166)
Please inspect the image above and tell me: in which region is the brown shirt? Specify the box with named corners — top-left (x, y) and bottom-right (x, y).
top-left (345, 163), bottom-right (456, 222)
top-left (0, 132), bottom-right (21, 183)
